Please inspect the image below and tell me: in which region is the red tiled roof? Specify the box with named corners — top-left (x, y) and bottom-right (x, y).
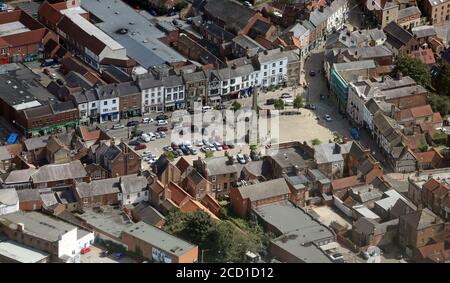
top-left (415, 149), bottom-right (442, 165)
top-left (404, 134), bottom-right (427, 150)
top-left (79, 126), bottom-right (101, 142)
top-left (418, 242), bottom-right (448, 262)
top-left (433, 112), bottom-right (442, 123)
top-left (331, 176), bottom-right (363, 191)
top-left (411, 48), bottom-right (436, 65)
top-left (168, 182), bottom-right (190, 206)
top-left (180, 199), bottom-right (220, 220)
top-left (410, 105), bottom-right (433, 118)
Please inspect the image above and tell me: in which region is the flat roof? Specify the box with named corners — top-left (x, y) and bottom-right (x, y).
top-left (0, 240), bottom-right (49, 263)
top-left (77, 206), bottom-right (133, 238)
top-left (61, 7), bottom-right (125, 52)
top-left (123, 222), bottom-right (196, 257)
top-left (0, 64), bottom-right (56, 109)
top-left (0, 211), bottom-right (77, 242)
top-left (0, 22), bottom-right (30, 37)
top-left (81, 0), bottom-right (185, 69)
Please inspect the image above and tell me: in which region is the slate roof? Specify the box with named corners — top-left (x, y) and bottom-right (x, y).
top-left (237, 178), bottom-right (290, 202)
top-left (401, 208), bottom-right (443, 230)
top-left (120, 174), bottom-right (148, 194)
top-left (384, 22), bottom-right (414, 49)
top-left (203, 156), bottom-right (243, 176)
top-left (16, 189), bottom-right (41, 203)
top-left (397, 6), bottom-right (421, 20)
top-left (75, 177), bottom-right (121, 198)
top-left (31, 160), bottom-right (87, 183)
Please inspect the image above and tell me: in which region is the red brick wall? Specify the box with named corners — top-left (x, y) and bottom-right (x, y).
top-left (386, 92), bottom-right (427, 110)
top-left (19, 200), bottom-right (42, 211)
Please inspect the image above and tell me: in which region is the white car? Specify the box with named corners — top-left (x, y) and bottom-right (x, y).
top-left (141, 134), bottom-right (151, 142)
top-left (243, 1), bottom-right (252, 7)
top-left (142, 117), bottom-right (153, 124)
top-left (112, 123), bottom-right (125, 130)
top-left (284, 98), bottom-right (294, 106)
top-left (214, 142), bottom-right (223, 151)
top-left (237, 154), bottom-right (246, 164)
top-left (324, 114), bottom-right (332, 122)
top-left (157, 120), bottom-right (168, 126)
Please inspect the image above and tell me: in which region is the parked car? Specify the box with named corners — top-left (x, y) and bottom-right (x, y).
top-left (41, 58), bottom-right (55, 67)
top-left (159, 132), bottom-right (167, 138)
top-left (195, 139), bottom-right (204, 146)
top-left (284, 98), bottom-right (294, 106)
top-left (324, 114), bottom-right (332, 121)
top-left (222, 144), bottom-right (229, 150)
top-left (305, 104), bottom-right (316, 110)
top-left (237, 154), bottom-right (246, 164)
top-left (266, 98), bottom-right (276, 105)
top-left (172, 19), bottom-right (183, 28)
top-left (128, 140), bottom-right (140, 146)
top-left (135, 144), bottom-right (147, 150)
top-left (163, 145), bottom-right (173, 152)
top-left (157, 120), bottom-right (168, 126)
top-left (142, 117), bottom-right (153, 124)
top-left (176, 149), bottom-right (184, 156)
top-left (56, 78), bottom-right (64, 86)
top-left (280, 93), bottom-right (292, 99)
top-left (243, 1), bottom-right (253, 7)
top-left (50, 73), bottom-right (57, 79)
top-left (127, 120), bottom-right (139, 127)
top-left (189, 148), bottom-right (197, 155)
top-left (214, 142), bottom-right (223, 151)
top-left (168, 10), bottom-right (177, 17)
top-left (112, 123), bottom-right (124, 130)
top-left (157, 127), bottom-right (168, 132)
top-left (171, 142), bottom-right (179, 150)
top-left (80, 247), bottom-right (91, 254)
top-left (309, 70), bottom-right (316, 76)
top-left (156, 114), bottom-right (168, 121)
top-left (100, 250), bottom-right (110, 257)
top-left (171, 150), bottom-right (180, 158)
top-left (200, 146), bottom-right (210, 152)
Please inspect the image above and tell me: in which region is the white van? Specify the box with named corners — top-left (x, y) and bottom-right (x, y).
top-left (202, 106), bottom-right (212, 112)
top-left (284, 98), bottom-right (294, 106)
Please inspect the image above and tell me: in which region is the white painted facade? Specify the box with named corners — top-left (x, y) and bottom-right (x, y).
top-left (0, 202), bottom-right (19, 216)
top-left (99, 97), bottom-right (119, 123)
top-left (258, 51), bottom-right (288, 87)
top-left (118, 190), bottom-right (149, 206)
top-left (57, 228), bottom-right (95, 258)
top-left (325, 0), bottom-right (349, 34)
top-left (142, 86), bottom-right (164, 113)
top-left (164, 85), bottom-right (185, 110)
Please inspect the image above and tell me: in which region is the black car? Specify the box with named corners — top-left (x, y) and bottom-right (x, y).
top-left (309, 70), bottom-right (316, 76)
top-left (128, 140), bottom-right (140, 146)
top-left (266, 98), bottom-right (276, 105)
top-left (181, 147), bottom-right (190, 155)
top-left (127, 121), bottom-right (139, 127)
top-left (56, 79), bottom-right (64, 86)
top-left (156, 114), bottom-right (169, 121)
top-left (305, 104), bottom-right (316, 110)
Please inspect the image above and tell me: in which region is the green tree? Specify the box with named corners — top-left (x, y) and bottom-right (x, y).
top-left (311, 138), bottom-right (321, 145)
top-left (182, 210), bottom-right (215, 249)
top-left (393, 56), bottom-right (431, 88)
top-left (232, 101), bottom-right (242, 111)
top-left (205, 150), bottom-right (214, 158)
top-left (435, 64), bottom-right (450, 97)
top-left (249, 144), bottom-right (258, 152)
top-left (165, 151), bottom-right (176, 161)
top-left (433, 131), bottom-right (448, 146)
top-left (428, 94), bottom-right (450, 116)
top-left (163, 209), bottom-right (189, 235)
top-left (274, 99), bottom-right (285, 110)
top-left (293, 95), bottom-right (304, 110)
top-left (418, 140), bottom-right (429, 152)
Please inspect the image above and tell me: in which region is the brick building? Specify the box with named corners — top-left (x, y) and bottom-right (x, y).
top-left (94, 140), bottom-right (141, 177)
top-left (121, 221), bottom-right (198, 263)
top-left (0, 9), bottom-right (52, 64)
top-left (230, 178), bottom-right (291, 218)
top-left (421, 0), bottom-right (450, 25)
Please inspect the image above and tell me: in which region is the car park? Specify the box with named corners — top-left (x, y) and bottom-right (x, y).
top-left (127, 121), bottom-right (139, 127)
top-left (214, 142), bottom-right (223, 151)
top-left (157, 127), bottom-right (168, 132)
top-left (128, 140), bottom-right (140, 146)
top-left (142, 117), bottom-right (153, 124)
top-left (112, 123), bottom-right (125, 130)
top-left (156, 114), bottom-right (168, 121)
top-left (135, 144), bottom-right (147, 150)
top-left (281, 93), bottom-right (292, 99)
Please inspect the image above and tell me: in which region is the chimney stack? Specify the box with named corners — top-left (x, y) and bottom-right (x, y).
top-left (16, 223), bottom-right (24, 232)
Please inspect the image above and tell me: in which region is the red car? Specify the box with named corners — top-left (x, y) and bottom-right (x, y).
top-left (81, 247), bottom-right (91, 254)
top-left (135, 144), bottom-right (147, 150)
top-left (157, 127), bottom-right (168, 132)
top-left (222, 145), bottom-right (229, 150)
